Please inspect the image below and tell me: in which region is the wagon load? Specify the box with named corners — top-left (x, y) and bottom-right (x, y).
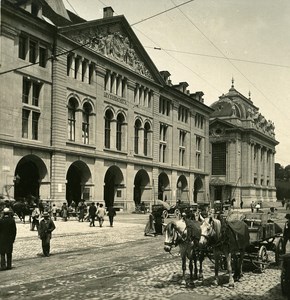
top-left (241, 212), bottom-right (284, 271)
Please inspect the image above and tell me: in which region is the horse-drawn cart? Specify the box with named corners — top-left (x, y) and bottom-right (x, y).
top-left (155, 200), bottom-right (199, 219)
top-left (243, 212), bottom-right (284, 272)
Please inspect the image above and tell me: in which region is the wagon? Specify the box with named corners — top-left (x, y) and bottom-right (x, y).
top-left (155, 200), bottom-right (199, 219)
top-left (242, 212), bottom-right (285, 272)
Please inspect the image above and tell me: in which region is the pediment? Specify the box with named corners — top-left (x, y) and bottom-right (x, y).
top-left (59, 18), bottom-right (163, 82)
top-left (209, 119), bottom-right (236, 138)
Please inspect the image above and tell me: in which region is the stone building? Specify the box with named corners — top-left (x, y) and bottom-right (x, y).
top-left (209, 80), bottom-right (278, 207)
top-left (0, 0), bottom-right (212, 211)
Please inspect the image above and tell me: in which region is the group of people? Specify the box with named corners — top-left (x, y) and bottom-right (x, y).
top-left (87, 202), bottom-right (116, 227)
top-left (0, 205), bottom-right (56, 271)
top-left (0, 199), bottom-right (118, 271)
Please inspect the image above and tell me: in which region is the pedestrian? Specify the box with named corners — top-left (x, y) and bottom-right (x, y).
top-left (255, 202), bottom-right (261, 213)
top-left (282, 198), bottom-right (285, 208)
top-left (96, 203), bottom-right (106, 227)
top-left (30, 204), bottom-right (40, 231)
top-left (107, 206), bottom-right (116, 227)
top-left (78, 201), bottom-right (85, 222)
top-left (283, 214), bottom-right (290, 253)
top-left (250, 201), bottom-right (255, 213)
top-left (51, 204), bottom-right (57, 221)
top-left (0, 208), bottom-right (17, 271)
top-left (89, 202), bottom-right (97, 227)
top-left (144, 212), bottom-right (156, 237)
top-left (154, 209), bottom-right (164, 235)
top-left (38, 211), bottom-right (56, 257)
top-left (61, 203), bottom-right (68, 221)
top-left (240, 199), bottom-right (243, 209)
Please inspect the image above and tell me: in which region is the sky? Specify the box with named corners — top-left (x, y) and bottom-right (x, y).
top-left (63, 0), bottom-right (290, 166)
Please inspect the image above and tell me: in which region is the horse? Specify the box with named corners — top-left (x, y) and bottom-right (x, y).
top-left (164, 219), bottom-right (204, 286)
top-left (12, 201), bottom-right (34, 223)
top-left (199, 216), bottom-right (250, 287)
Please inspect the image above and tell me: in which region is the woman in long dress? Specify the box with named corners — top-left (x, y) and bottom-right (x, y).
top-left (144, 213), bottom-right (156, 237)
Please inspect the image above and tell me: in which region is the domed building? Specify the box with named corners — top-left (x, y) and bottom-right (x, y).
top-left (209, 80), bottom-right (278, 208)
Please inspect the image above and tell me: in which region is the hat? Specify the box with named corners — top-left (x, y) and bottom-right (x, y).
top-left (285, 213), bottom-right (290, 219)
top-left (3, 208), bottom-right (10, 214)
top-left (42, 211), bottom-right (49, 217)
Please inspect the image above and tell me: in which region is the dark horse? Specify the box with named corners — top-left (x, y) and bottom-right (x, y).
top-left (12, 200), bottom-right (34, 223)
top-left (164, 219), bottom-right (204, 286)
top-left (199, 216), bottom-right (250, 287)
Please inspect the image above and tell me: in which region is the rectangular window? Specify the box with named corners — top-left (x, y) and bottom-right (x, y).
top-left (32, 112), bottom-right (39, 140)
top-left (89, 63), bottom-right (94, 84)
top-left (67, 55), bottom-right (73, 76)
top-left (82, 60), bottom-right (87, 82)
top-left (39, 46), bottom-right (47, 67)
top-left (179, 131), bottom-right (186, 166)
top-left (159, 144), bottom-right (166, 163)
top-left (116, 123), bottom-right (122, 151)
top-left (22, 78), bottom-right (31, 103)
top-left (22, 109), bottom-right (30, 138)
top-left (159, 98), bottom-right (170, 116)
top-left (82, 123), bottom-right (89, 144)
top-left (32, 82), bottom-right (41, 106)
top-left (196, 153), bottom-right (201, 169)
top-left (104, 119), bottom-right (111, 148)
top-left (68, 108), bottom-right (75, 141)
top-left (19, 35), bottom-right (27, 60)
top-left (134, 127), bottom-right (139, 154)
top-left (29, 40), bottom-right (37, 63)
top-left (212, 143), bottom-right (226, 175)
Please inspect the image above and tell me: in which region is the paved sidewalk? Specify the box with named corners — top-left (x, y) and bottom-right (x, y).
top-left (13, 213), bottom-right (149, 260)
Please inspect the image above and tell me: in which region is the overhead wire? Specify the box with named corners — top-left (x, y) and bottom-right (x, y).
top-left (1, 1), bottom-right (289, 158)
top-left (169, 0), bottom-right (289, 121)
top-left (144, 46), bottom-right (290, 69)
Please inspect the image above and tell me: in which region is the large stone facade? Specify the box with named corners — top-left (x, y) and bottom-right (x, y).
top-left (209, 81), bottom-right (279, 207)
top-left (0, 1), bottom-right (212, 211)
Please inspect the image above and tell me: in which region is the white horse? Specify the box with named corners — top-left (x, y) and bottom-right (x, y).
top-left (199, 217), bottom-right (249, 287)
top-left (164, 219), bottom-right (204, 286)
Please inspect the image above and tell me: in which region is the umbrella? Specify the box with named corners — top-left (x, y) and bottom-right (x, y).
top-left (156, 199), bottom-right (171, 210)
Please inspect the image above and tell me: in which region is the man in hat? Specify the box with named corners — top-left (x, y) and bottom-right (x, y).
top-left (0, 207), bottom-right (17, 270)
top-left (283, 213), bottom-right (290, 253)
top-left (38, 211), bottom-right (56, 257)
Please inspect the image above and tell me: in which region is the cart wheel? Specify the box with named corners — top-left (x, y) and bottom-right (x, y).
top-left (275, 238), bottom-right (285, 265)
top-left (174, 209), bottom-right (180, 219)
top-left (258, 245), bottom-right (268, 272)
top-left (162, 210), bottom-right (168, 219)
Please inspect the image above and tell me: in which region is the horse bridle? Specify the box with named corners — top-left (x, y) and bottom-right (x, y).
top-left (164, 223), bottom-right (184, 248)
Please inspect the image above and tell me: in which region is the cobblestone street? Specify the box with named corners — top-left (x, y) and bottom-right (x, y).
top-left (0, 211), bottom-right (288, 300)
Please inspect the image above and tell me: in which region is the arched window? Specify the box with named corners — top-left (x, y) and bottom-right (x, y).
top-left (82, 102), bottom-right (92, 144)
top-left (68, 98), bottom-right (78, 141)
top-left (104, 109), bottom-right (113, 148)
top-left (116, 113), bottom-right (125, 151)
top-left (134, 119), bottom-right (141, 154)
top-left (144, 122), bottom-right (151, 156)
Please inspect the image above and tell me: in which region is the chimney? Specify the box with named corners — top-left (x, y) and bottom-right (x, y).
top-left (103, 7), bottom-right (114, 18)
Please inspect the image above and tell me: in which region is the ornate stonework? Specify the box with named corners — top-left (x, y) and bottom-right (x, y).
top-left (66, 27), bottom-right (153, 80)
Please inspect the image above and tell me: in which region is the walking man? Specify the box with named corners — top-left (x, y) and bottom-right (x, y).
top-left (89, 202), bottom-right (97, 227)
top-left (107, 206), bottom-right (116, 227)
top-left (97, 204), bottom-right (106, 227)
top-left (31, 204), bottom-right (40, 231)
top-left (38, 211), bottom-right (56, 257)
top-left (0, 208), bottom-right (17, 270)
